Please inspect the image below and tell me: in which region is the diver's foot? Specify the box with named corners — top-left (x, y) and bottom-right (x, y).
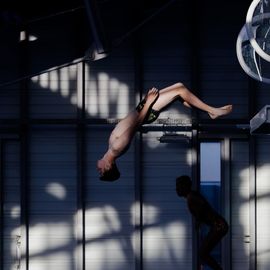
top-left (145, 87), bottom-right (159, 106)
top-left (208, 105), bottom-right (233, 119)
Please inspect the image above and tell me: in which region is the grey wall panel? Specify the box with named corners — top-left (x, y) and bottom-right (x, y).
top-left (29, 67), bottom-right (78, 119)
top-left (141, 2), bottom-right (192, 122)
top-left (142, 132), bottom-right (192, 270)
top-left (85, 49), bottom-right (136, 120)
top-left (85, 129), bottom-right (136, 270)
top-left (231, 141), bottom-right (250, 270)
top-left (29, 128), bottom-right (77, 270)
top-left (256, 84), bottom-right (270, 114)
top-left (0, 85), bottom-right (20, 119)
top-left (2, 141), bottom-right (21, 270)
top-left (199, 1), bottom-right (250, 120)
top-left (256, 137), bottom-right (270, 270)
top-left (0, 26), bottom-right (21, 87)
top-left (200, 46), bottom-right (249, 119)
top-left (200, 66), bottom-right (249, 119)
top-left (26, 8), bottom-right (88, 77)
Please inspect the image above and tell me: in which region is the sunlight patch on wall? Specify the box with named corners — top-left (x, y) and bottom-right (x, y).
top-left (257, 191), bottom-right (270, 242)
top-left (257, 241), bottom-right (270, 268)
top-left (143, 204), bottom-right (160, 225)
top-left (10, 226), bottom-right (22, 247)
top-left (86, 72), bottom-right (130, 118)
top-left (32, 73), bottom-right (49, 90)
top-left (85, 70), bottom-right (131, 118)
top-left (185, 148), bottom-right (193, 166)
top-left (236, 168), bottom-right (249, 197)
top-left (144, 131), bottom-right (167, 149)
top-left (97, 73), bottom-right (109, 117)
top-left (10, 205), bottom-right (21, 219)
top-left (85, 205), bottom-right (133, 270)
top-left (85, 206), bottom-right (121, 238)
top-left (257, 164), bottom-right (270, 190)
top-left (238, 203), bottom-right (250, 232)
top-left (164, 221), bottom-right (187, 258)
top-left (6, 237), bottom-right (21, 270)
top-left (86, 79), bottom-right (98, 116)
top-left (131, 230), bottom-right (140, 257)
top-left (70, 95), bottom-right (78, 107)
top-left (46, 182), bottom-right (67, 200)
top-left (129, 201), bottom-right (139, 226)
top-left (49, 71), bottom-right (59, 92)
top-left (30, 64), bottom-right (195, 121)
top-left (233, 168), bottom-right (250, 245)
top-left (85, 239), bottom-right (130, 269)
top-left (257, 194), bottom-right (270, 225)
top-left (60, 69), bottom-right (70, 97)
top-left (110, 80), bottom-right (129, 118)
top-left (143, 227), bottom-right (169, 258)
top-left (143, 221), bottom-right (187, 260)
top-left (29, 222), bottom-right (71, 254)
top-left (29, 252), bottom-right (73, 270)
top-left (135, 92), bottom-right (141, 105)
top-left (256, 162), bottom-right (270, 267)
top-left (31, 67), bottom-right (76, 96)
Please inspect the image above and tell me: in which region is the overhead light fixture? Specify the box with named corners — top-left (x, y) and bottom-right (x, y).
top-left (83, 0), bottom-right (109, 61)
top-left (84, 43), bottom-right (109, 61)
top-left (19, 31), bottom-right (38, 42)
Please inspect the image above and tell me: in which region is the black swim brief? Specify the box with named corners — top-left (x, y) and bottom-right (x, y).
top-left (136, 99), bottom-right (160, 124)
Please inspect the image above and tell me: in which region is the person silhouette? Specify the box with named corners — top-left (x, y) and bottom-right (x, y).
top-left (97, 82), bottom-right (233, 181)
top-left (176, 175), bottom-right (229, 270)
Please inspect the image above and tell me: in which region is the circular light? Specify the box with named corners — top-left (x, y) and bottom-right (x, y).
top-left (246, 0), bottom-right (270, 62)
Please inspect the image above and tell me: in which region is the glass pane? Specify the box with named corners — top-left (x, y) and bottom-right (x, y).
top-left (200, 142), bottom-right (221, 270)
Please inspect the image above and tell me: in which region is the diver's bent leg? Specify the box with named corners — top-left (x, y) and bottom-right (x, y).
top-left (151, 82), bottom-right (232, 119)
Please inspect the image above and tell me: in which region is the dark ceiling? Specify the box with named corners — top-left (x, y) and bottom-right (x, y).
top-left (0, 0), bottom-right (251, 87)
top-left (0, 0), bottom-right (84, 25)
top-left (0, 0), bottom-right (177, 85)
